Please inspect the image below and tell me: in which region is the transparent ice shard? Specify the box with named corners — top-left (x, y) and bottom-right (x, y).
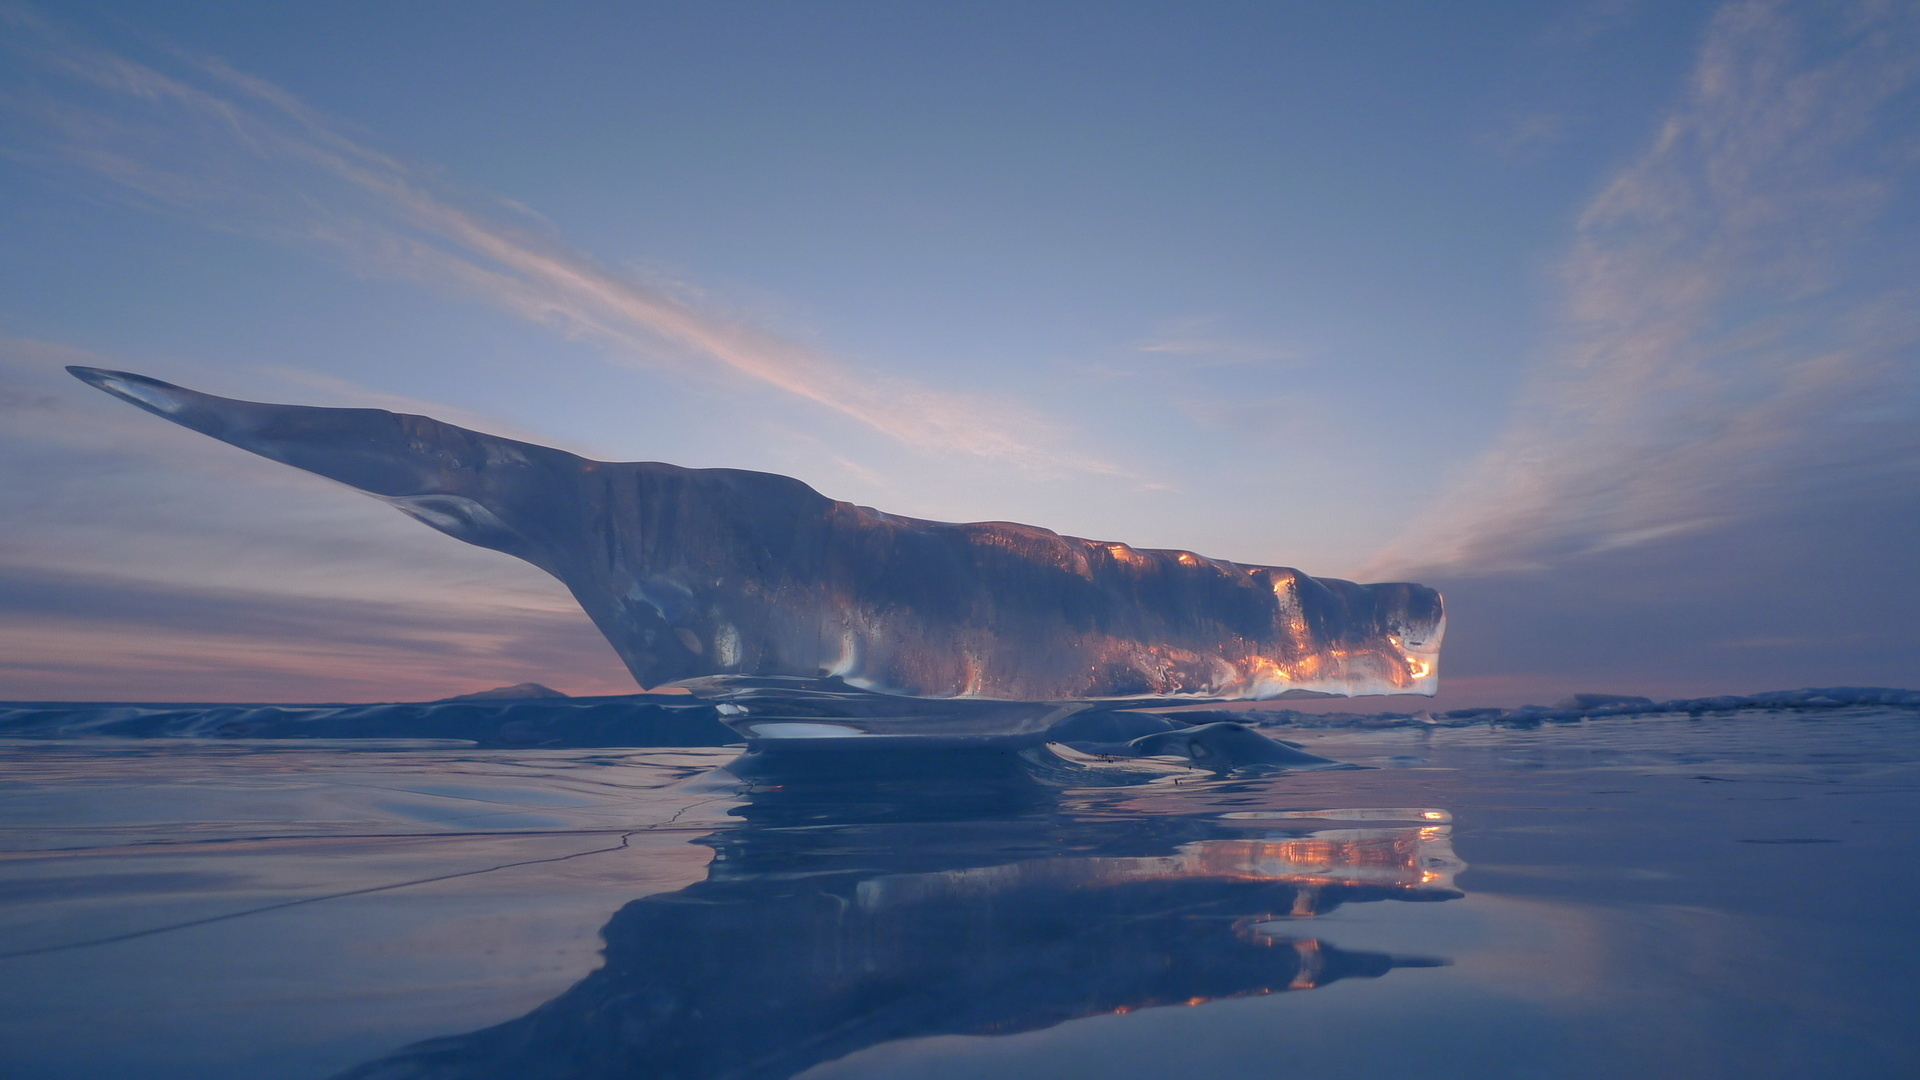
top-left (69, 367), bottom-right (1444, 701)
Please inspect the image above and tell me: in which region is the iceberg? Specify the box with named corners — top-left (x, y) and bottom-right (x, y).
top-left (68, 367), bottom-right (1443, 706)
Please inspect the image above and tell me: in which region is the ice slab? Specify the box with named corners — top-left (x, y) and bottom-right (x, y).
top-left (69, 367), bottom-right (1443, 701)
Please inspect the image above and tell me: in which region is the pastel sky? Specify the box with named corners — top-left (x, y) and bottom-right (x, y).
top-left (2, 0), bottom-right (1916, 706)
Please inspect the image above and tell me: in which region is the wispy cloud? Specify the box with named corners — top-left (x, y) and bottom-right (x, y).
top-left (1540, 0), bottom-right (1649, 47)
top-left (0, 6), bottom-right (1113, 475)
top-left (1132, 316), bottom-right (1298, 368)
top-left (1173, 393), bottom-right (1311, 440)
top-left (1367, 0), bottom-right (1920, 582)
top-left (1478, 111), bottom-right (1572, 162)
top-left (1352, 0), bottom-right (1920, 700)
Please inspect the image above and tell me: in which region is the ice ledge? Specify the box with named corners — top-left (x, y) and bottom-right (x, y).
top-left (68, 367), bottom-right (1445, 701)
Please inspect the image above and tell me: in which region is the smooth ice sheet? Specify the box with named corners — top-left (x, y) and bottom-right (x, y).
top-left (3, 709), bottom-right (1917, 1080)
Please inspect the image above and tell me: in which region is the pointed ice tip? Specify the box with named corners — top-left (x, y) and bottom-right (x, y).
top-left (66, 366), bottom-right (197, 417)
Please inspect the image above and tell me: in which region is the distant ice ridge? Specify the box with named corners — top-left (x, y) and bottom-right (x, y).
top-left (0, 695), bottom-right (731, 747)
top-left (5, 686), bottom-right (1914, 745)
top-left (68, 367), bottom-right (1444, 701)
top-left (1193, 686), bottom-right (1920, 731)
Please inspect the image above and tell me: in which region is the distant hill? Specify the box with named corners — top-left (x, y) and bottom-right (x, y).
top-left (439, 683), bottom-right (569, 702)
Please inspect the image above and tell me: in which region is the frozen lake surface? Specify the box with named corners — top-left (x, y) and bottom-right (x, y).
top-left (3, 709), bottom-right (1917, 1079)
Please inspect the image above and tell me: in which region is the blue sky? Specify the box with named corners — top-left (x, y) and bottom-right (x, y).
top-left (1, 0), bottom-right (1915, 704)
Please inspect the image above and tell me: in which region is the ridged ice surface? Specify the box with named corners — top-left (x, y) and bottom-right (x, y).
top-left (69, 367), bottom-right (1443, 700)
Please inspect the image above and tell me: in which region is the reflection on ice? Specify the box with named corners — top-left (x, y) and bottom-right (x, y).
top-left (341, 756), bottom-right (1459, 1080)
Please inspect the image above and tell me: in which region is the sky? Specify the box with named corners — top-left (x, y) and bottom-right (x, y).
top-left (1, 0), bottom-right (1916, 706)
